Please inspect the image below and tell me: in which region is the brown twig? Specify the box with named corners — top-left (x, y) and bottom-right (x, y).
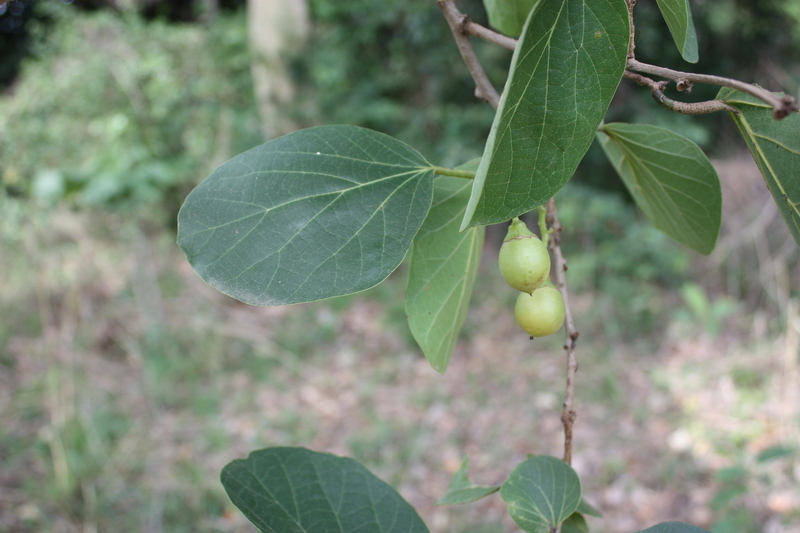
top-left (627, 59), bottom-right (798, 119)
top-left (626, 0), bottom-right (637, 59)
top-left (436, 0), bottom-right (500, 108)
top-left (460, 16), bottom-right (516, 51)
top-left (545, 198), bottom-right (579, 465)
top-left (462, 18), bottom-right (517, 51)
top-left (623, 71), bottom-right (740, 116)
top-left (451, 7), bottom-right (798, 119)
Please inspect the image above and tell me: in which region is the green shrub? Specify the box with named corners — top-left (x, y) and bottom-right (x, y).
top-left (0, 5), bottom-right (260, 217)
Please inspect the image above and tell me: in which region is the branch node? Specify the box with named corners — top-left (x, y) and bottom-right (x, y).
top-left (627, 58), bottom-right (797, 120)
top-left (437, 0), bottom-right (500, 108)
top-left (676, 79), bottom-right (693, 93)
top-left (569, 331), bottom-right (579, 349)
top-left (624, 70), bottom-right (740, 116)
top-left (773, 94), bottom-right (799, 119)
top-left (457, 13), bottom-right (470, 34)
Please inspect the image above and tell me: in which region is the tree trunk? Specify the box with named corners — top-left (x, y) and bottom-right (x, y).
top-left (247, 0), bottom-right (309, 140)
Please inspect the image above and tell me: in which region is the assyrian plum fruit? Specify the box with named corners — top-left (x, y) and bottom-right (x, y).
top-left (498, 217), bottom-right (550, 294)
top-left (514, 286), bottom-right (565, 337)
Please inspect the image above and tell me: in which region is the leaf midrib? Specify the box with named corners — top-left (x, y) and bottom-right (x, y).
top-left (280, 175), bottom-right (429, 301)
top-left (735, 113), bottom-right (800, 221)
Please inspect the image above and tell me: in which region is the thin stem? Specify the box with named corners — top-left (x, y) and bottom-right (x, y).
top-left (462, 18), bottom-right (516, 51)
top-left (623, 71), bottom-right (740, 116)
top-left (626, 0), bottom-right (637, 59)
top-left (432, 166), bottom-right (476, 179)
top-left (463, 18), bottom-right (517, 50)
top-left (442, 0), bottom-right (580, 465)
top-left (627, 58), bottom-right (799, 119)
top-left (545, 198), bottom-right (579, 465)
top-left (437, 0), bottom-right (500, 108)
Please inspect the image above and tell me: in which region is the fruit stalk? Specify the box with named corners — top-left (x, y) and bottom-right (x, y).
top-left (537, 205), bottom-right (549, 247)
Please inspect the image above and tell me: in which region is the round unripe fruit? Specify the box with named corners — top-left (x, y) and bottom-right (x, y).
top-left (515, 286), bottom-right (565, 337)
top-left (499, 218), bottom-right (550, 294)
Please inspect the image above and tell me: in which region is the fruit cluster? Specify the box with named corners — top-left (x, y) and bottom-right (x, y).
top-left (499, 218), bottom-right (565, 337)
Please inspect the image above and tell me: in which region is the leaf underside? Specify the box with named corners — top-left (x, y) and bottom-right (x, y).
top-left (597, 123), bottom-right (721, 255)
top-left (718, 87), bottom-right (800, 247)
top-left (221, 447), bottom-right (430, 533)
top-left (177, 125), bottom-right (434, 306)
top-left (654, 0), bottom-right (699, 63)
top-left (406, 175), bottom-right (485, 373)
top-left (500, 455), bottom-right (582, 533)
top-left (561, 513), bottom-right (589, 533)
top-left (462, 0), bottom-right (629, 229)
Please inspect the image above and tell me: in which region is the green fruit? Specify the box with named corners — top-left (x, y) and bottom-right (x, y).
top-left (499, 217), bottom-right (550, 294)
top-left (515, 286), bottom-right (565, 337)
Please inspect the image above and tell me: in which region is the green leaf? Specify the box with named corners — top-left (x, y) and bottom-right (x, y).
top-left (435, 457), bottom-right (500, 505)
top-left (406, 175), bottom-right (485, 373)
top-left (577, 498), bottom-right (602, 518)
top-left (654, 0), bottom-right (699, 63)
top-left (483, 0), bottom-right (540, 37)
top-left (597, 123), bottom-right (721, 255)
top-left (500, 455), bottom-right (582, 533)
top-left (713, 465), bottom-right (747, 482)
top-left (718, 88), bottom-right (800, 247)
top-left (462, 0), bottom-right (629, 230)
top-left (221, 447), bottom-right (430, 533)
top-left (637, 522), bottom-right (710, 533)
top-left (177, 125), bottom-right (434, 306)
top-left (561, 513), bottom-right (589, 533)
top-left (756, 444), bottom-right (795, 463)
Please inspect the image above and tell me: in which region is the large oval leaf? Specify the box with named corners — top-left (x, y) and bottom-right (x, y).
top-left (462, 0), bottom-right (629, 229)
top-left (500, 455), bottom-right (582, 533)
top-left (221, 447), bottom-right (430, 533)
top-left (406, 175), bottom-right (485, 374)
top-left (177, 125), bottom-right (434, 306)
top-left (718, 88), bottom-right (800, 247)
top-left (655, 0), bottom-right (699, 63)
top-left (637, 522), bottom-right (710, 533)
top-left (597, 123), bottom-right (721, 255)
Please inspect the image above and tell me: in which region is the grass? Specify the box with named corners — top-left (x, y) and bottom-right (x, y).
top-left (1, 159), bottom-right (799, 532)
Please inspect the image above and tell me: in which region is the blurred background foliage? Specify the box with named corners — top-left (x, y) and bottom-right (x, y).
top-left (1, 0), bottom-right (261, 221)
top-left (4, 0), bottom-right (800, 205)
top-left (1, 0), bottom-right (800, 531)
